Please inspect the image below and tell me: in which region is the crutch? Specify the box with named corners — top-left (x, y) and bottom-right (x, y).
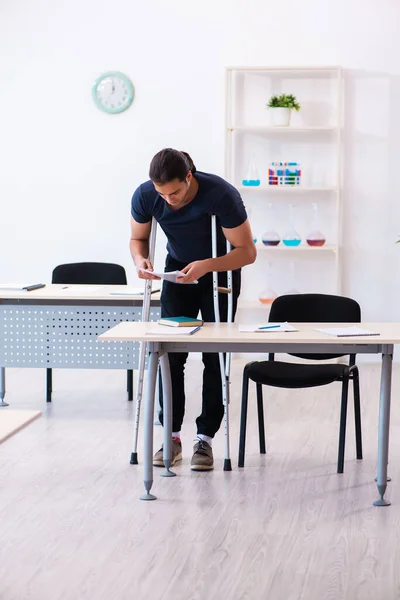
top-left (130, 217), bottom-right (157, 465)
top-left (130, 215), bottom-right (233, 469)
top-left (211, 215), bottom-right (233, 471)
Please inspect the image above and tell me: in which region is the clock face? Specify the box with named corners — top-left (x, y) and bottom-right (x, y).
top-left (92, 71), bottom-right (134, 114)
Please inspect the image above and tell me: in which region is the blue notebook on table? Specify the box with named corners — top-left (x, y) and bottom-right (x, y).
top-left (158, 316), bottom-right (203, 328)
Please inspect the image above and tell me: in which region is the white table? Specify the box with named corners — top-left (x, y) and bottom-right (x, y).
top-left (99, 321), bottom-right (400, 507)
top-left (0, 284), bottom-right (161, 405)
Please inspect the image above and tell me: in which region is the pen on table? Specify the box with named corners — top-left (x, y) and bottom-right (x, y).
top-left (61, 286), bottom-right (68, 289)
top-left (24, 284), bottom-right (46, 292)
top-left (258, 324), bottom-right (281, 330)
top-left (189, 326), bottom-right (201, 335)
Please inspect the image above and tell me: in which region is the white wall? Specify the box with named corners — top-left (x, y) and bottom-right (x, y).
top-left (1, 0), bottom-right (400, 321)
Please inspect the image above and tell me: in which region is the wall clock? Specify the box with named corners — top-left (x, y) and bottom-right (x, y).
top-left (92, 71), bottom-right (134, 114)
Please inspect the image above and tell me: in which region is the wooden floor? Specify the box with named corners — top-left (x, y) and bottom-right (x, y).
top-left (1, 360), bottom-right (400, 600)
top-left (0, 409), bottom-right (41, 445)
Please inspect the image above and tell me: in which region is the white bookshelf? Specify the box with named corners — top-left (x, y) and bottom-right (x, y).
top-left (225, 66), bottom-right (342, 314)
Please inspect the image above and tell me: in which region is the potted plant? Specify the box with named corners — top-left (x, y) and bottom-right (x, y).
top-left (267, 93), bottom-right (301, 127)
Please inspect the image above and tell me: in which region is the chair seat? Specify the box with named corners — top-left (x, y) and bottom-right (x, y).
top-left (247, 360), bottom-right (350, 389)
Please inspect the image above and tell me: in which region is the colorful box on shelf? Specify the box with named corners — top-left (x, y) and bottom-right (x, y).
top-left (268, 162), bottom-right (301, 186)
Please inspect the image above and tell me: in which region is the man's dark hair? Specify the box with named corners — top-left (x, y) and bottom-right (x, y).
top-left (149, 148), bottom-right (197, 184)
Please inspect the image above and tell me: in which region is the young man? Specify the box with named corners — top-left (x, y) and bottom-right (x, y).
top-left (130, 148), bottom-right (256, 471)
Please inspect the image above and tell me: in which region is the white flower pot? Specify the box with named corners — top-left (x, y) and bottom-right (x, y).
top-left (270, 107), bottom-right (291, 127)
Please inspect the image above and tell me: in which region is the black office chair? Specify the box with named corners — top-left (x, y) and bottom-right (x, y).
top-left (238, 293), bottom-right (362, 473)
top-left (47, 262), bottom-right (133, 402)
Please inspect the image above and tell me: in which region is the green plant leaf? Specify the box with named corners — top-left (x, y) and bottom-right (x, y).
top-left (266, 93), bottom-right (301, 111)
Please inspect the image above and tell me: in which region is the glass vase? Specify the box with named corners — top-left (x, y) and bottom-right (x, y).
top-left (285, 260), bottom-right (299, 294)
top-left (258, 261), bottom-right (277, 305)
top-left (282, 204), bottom-right (301, 247)
top-left (242, 155), bottom-right (260, 187)
top-left (247, 207), bottom-right (258, 244)
top-left (261, 203), bottom-right (281, 246)
top-left (306, 203), bottom-right (326, 247)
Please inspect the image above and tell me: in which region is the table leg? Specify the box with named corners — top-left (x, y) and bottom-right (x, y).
top-left (374, 348), bottom-right (393, 507)
top-left (140, 350), bottom-right (159, 501)
top-left (154, 367), bottom-right (162, 425)
top-left (0, 368), bottom-right (8, 407)
top-left (159, 352), bottom-right (175, 478)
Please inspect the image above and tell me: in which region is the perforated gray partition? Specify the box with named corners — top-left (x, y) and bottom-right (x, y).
top-left (0, 305), bottom-right (161, 369)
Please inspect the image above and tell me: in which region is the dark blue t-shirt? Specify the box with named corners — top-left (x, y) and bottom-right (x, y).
top-left (131, 171), bottom-right (247, 263)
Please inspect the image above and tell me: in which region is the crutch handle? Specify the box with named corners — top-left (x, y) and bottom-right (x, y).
top-left (217, 286), bottom-right (232, 294)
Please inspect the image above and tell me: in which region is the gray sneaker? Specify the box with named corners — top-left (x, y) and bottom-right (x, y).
top-left (191, 439), bottom-right (214, 471)
top-left (153, 437), bottom-right (182, 467)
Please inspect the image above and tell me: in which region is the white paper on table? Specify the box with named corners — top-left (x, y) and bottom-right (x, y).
top-left (61, 285), bottom-right (103, 294)
top-left (145, 323), bottom-right (200, 336)
top-left (315, 326), bottom-right (380, 337)
top-left (0, 283), bottom-right (42, 291)
top-left (239, 322), bottom-right (298, 333)
top-left (139, 269), bottom-right (198, 284)
top-left (109, 286), bottom-right (161, 296)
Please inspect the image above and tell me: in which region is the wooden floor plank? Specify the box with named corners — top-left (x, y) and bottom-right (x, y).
top-left (0, 361), bottom-right (399, 599)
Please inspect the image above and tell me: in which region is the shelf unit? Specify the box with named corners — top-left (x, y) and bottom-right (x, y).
top-left (231, 126), bottom-right (338, 133)
top-left (225, 66), bottom-right (342, 313)
top-left (237, 186), bottom-right (337, 193)
top-left (256, 243), bottom-right (337, 253)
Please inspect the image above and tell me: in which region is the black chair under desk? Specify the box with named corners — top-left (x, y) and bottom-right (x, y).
top-left (46, 261), bottom-right (133, 402)
top-left (238, 293), bottom-right (362, 473)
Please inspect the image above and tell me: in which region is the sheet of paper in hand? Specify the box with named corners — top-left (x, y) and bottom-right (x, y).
top-left (139, 269), bottom-right (198, 284)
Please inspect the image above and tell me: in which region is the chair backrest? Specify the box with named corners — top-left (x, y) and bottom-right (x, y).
top-left (52, 262), bottom-right (127, 285)
top-left (269, 293), bottom-right (361, 360)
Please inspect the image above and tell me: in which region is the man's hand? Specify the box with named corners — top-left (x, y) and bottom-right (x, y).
top-left (177, 260), bottom-right (210, 284)
top-left (135, 258), bottom-right (161, 280)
